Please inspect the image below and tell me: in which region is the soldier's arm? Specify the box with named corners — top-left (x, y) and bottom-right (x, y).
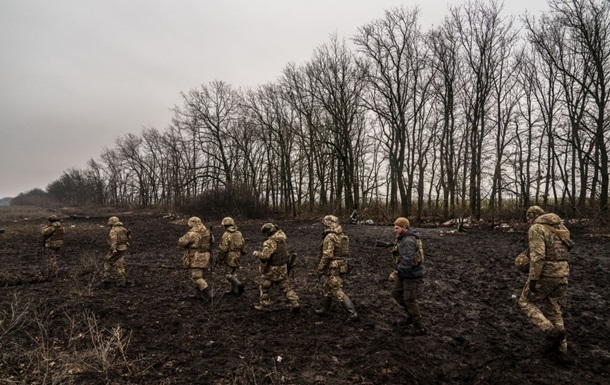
top-left (317, 236), bottom-right (334, 272)
top-left (259, 239), bottom-right (277, 261)
top-left (527, 225), bottom-right (546, 281)
top-left (178, 232), bottom-right (192, 248)
top-left (109, 230), bottom-right (118, 252)
top-left (41, 225), bottom-right (54, 237)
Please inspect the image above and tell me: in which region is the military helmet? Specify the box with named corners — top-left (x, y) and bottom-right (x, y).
top-left (261, 223), bottom-right (277, 237)
top-left (107, 216), bottom-right (120, 226)
top-left (48, 214), bottom-right (59, 222)
top-left (322, 215), bottom-right (339, 227)
top-left (221, 217), bottom-right (235, 226)
top-left (526, 206), bottom-right (545, 221)
top-left (187, 216), bottom-right (201, 228)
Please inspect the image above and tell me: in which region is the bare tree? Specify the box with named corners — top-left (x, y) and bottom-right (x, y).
top-left (309, 34), bottom-right (368, 211)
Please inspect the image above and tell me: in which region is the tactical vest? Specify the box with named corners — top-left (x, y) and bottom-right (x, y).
top-left (269, 239), bottom-right (289, 266)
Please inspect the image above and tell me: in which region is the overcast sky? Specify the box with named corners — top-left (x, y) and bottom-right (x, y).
top-left (0, 0), bottom-right (549, 199)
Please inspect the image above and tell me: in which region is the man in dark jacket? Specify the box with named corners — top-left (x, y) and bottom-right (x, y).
top-left (390, 217), bottom-right (426, 335)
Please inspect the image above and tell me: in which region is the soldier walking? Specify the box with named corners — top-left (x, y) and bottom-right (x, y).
top-left (518, 206), bottom-right (573, 363)
top-left (218, 217), bottom-right (247, 296)
top-left (103, 216), bottom-right (131, 287)
top-left (315, 215), bottom-right (358, 321)
top-left (252, 223), bottom-right (300, 313)
top-left (41, 214), bottom-right (64, 278)
top-left (178, 216), bottom-right (214, 300)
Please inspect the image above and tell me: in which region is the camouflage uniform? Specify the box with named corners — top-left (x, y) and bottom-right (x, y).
top-left (253, 224), bottom-right (300, 312)
top-left (315, 215), bottom-right (358, 321)
top-left (178, 216), bottom-right (214, 300)
top-left (41, 215), bottom-right (64, 277)
top-left (104, 216), bottom-right (130, 286)
top-left (518, 206), bottom-right (571, 354)
top-left (218, 217), bottom-right (247, 295)
top-left (391, 217), bottom-right (426, 335)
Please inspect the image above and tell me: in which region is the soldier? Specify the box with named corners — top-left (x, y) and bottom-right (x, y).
top-left (315, 215), bottom-right (358, 321)
top-left (178, 216), bottom-right (214, 301)
top-left (389, 217), bottom-right (426, 335)
top-left (218, 217), bottom-right (247, 296)
top-left (103, 216), bottom-right (131, 287)
top-left (41, 214), bottom-right (64, 277)
top-left (252, 223), bottom-right (300, 313)
top-left (518, 206), bottom-right (573, 362)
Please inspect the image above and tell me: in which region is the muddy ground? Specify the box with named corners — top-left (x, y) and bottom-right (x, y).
top-left (0, 209), bottom-right (609, 384)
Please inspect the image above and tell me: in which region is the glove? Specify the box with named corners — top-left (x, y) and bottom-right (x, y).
top-left (529, 280), bottom-right (538, 293)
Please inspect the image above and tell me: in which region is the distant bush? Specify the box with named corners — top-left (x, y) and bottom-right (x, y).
top-left (10, 188), bottom-right (61, 208)
top-left (178, 184), bottom-right (267, 219)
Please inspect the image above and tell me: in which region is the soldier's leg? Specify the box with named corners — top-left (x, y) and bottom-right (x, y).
top-left (255, 275), bottom-right (273, 310)
top-left (328, 275), bottom-right (358, 321)
top-left (279, 277), bottom-right (300, 311)
top-left (402, 278), bottom-right (423, 326)
top-left (518, 279), bottom-right (555, 332)
top-left (545, 279), bottom-right (568, 353)
top-left (391, 278), bottom-right (407, 309)
top-left (315, 275), bottom-right (333, 315)
top-left (224, 266), bottom-right (240, 295)
top-left (47, 248), bottom-right (58, 277)
top-left (115, 254), bottom-right (126, 286)
top-left (102, 259), bottom-right (112, 282)
top-left (403, 278), bottom-right (425, 333)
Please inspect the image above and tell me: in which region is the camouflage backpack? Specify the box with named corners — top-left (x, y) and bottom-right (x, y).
top-left (413, 237), bottom-right (424, 266)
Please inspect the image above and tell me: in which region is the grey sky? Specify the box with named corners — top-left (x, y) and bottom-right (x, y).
top-left (0, 0), bottom-right (548, 199)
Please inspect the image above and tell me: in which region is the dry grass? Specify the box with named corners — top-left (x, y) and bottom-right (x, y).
top-left (0, 293), bottom-right (144, 384)
top-left (0, 205), bottom-right (56, 223)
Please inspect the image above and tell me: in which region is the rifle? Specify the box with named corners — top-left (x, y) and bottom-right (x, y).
top-left (287, 252), bottom-right (298, 277)
top-left (375, 240), bottom-right (397, 249)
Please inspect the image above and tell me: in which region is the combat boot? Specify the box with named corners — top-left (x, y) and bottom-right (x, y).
top-left (202, 286), bottom-right (214, 301)
top-left (225, 276), bottom-right (239, 295)
top-left (341, 296), bottom-right (359, 322)
top-left (544, 327), bottom-right (565, 353)
top-left (315, 296), bottom-right (332, 316)
top-left (237, 281), bottom-right (245, 295)
top-left (553, 350), bottom-right (574, 366)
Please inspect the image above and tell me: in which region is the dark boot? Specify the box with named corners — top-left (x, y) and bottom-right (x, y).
top-left (194, 288), bottom-right (202, 299)
top-left (341, 296), bottom-right (359, 322)
top-left (202, 286), bottom-right (214, 301)
top-left (315, 296), bottom-right (332, 316)
top-left (544, 327), bottom-right (565, 353)
top-left (225, 277), bottom-right (239, 295)
top-left (225, 276), bottom-right (244, 295)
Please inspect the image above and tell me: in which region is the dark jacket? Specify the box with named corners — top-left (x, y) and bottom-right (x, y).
top-left (396, 228), bottom-right (425, 279)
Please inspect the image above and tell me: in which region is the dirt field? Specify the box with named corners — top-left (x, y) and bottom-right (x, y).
top-left (1, 208), bottom-right (609, 384)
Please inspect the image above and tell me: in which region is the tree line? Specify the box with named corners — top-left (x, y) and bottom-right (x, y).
top-left (23, 0), bottom-right (609, 220)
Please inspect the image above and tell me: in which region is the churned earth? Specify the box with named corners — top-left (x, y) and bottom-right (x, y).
top-left (0, 208), bottom-right (609, 384)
